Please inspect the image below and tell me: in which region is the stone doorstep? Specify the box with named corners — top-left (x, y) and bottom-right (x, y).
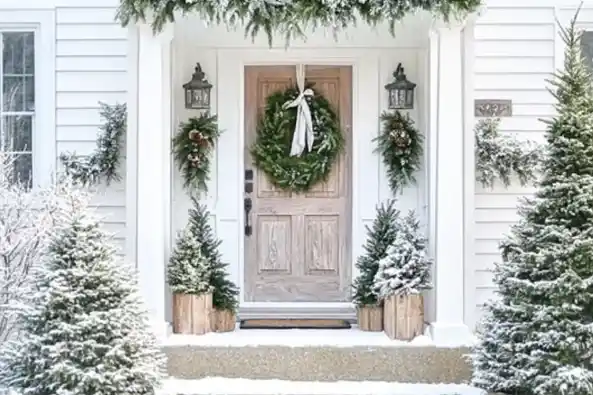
top-left (162, 327), bottom-right (472, 384)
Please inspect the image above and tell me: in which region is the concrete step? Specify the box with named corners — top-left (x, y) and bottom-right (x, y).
top-left (163, 328), bottom-right (472, 384)
top-left (162, 378), bottom-right (485, 395)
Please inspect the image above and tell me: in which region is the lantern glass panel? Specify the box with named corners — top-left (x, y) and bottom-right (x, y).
top-left (187, 87), bottom-right (211, 109)
top-left (406, 89), bottom-right (414, 108)
top-left (185, 89), bottom-right (193, 108)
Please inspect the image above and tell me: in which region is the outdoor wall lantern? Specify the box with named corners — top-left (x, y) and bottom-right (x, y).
top-left (385, 63), bottom-right (416, 110)
top-left (183, 63), bottom-right (212, 110)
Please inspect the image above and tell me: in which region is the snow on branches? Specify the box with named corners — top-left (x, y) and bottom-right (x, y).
top-left (60, 102), bottom-right (127, 186)
top-left (0, 187), bottom-right (166, 395)
top-left (117, 0), bottom-right (481, 45)
top-left (475, 118), bottom-right (541, 188)
top-left (373, 210), bottom-right (432, 298)
top-left (352, 200), bottom-right (400, 307)
top-left (470, 9), bottom-right (593, 395)
top-left (0, 156), bottom-right (90, 343)
top-left (168, 225), bottom-right (213, 295)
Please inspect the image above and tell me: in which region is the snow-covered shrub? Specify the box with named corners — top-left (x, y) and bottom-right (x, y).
top-left (373, 210), bottom-right (432, 297)
top-left (0, 188), bottom-right (166, 395)
top-left (168, 224), bottom-right (213, 295)
top-left (0, 156), bottom-right (89, 343)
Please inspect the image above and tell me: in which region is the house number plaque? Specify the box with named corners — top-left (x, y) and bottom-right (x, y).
top-left (474, 99), bottom-right (512, 118)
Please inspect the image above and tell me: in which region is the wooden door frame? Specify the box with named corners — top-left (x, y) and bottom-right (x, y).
top-left (217, 48), bottom-right (382, 318)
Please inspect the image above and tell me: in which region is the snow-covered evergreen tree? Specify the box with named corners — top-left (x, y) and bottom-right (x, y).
top-left (470, 12), bottom-right (593, 395)
top-left (0, 193), bottom-right (166, 395)
top-left (168, 225), bottom-right (213, 295)
top-left (188, 197), bottom-right (238, 312)
top-left (0, 157), bottom-right (93, 343)
top-left (352, 200), bottom-right (400, 306)
top-left (373, 210), bottom-right (432, 297)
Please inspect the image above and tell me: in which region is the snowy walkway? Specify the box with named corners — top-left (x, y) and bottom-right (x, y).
top-left (163, 378), bottom-right (486, 395)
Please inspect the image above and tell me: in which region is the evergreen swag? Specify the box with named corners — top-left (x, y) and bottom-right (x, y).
top-left (375, 110), bottom-right (423, 194)
top-left (250, 85), bottom-right (344, 193)
top-left (172, 113), bottom-right (221, 194)
top-left (168, 225), bottom-right (213, 295)
top-left (352, 199), bottom-right (400, 306)
top-left (475, 117), bottom-right (541, 188)
top-left (470, 11), bottom-right (593, 395)
top-left (188, 197), bottom-right (239, 312)
top-left (117, 0), bottom-right (481, 45)
top-left (374, 210), bottom-right (432, 298)
top-left (0, 193), bottom-right (165, 395)
top-left (61, 102), bottom-right (127, 186)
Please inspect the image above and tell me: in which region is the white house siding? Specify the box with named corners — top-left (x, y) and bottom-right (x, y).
top-left (470, 0), bottom-right (582, 326)
top-left (53, 1), bottom-right (127, 255)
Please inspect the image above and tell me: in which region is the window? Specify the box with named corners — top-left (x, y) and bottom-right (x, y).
top-left (581, 31), bottom-right (593, 71)
top-left (0, 31), bottom-right (34, 188)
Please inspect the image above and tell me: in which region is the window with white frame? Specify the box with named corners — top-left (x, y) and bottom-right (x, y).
top-left (0, 31), bottom-right (34, 188)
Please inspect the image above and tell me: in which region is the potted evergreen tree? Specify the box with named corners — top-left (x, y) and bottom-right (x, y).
top-left (188, 197), bottom-right (239, 332)
top-left (374, 210), bottom-right (432, 340)
top-left (168, 224), bottom-right (213, 335)
top-left (352, 200), bottom-right (400, 331)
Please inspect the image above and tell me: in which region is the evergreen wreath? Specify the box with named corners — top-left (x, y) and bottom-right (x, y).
top-left (475, 118), bottom-right (541, 188)
top-left (172, 113), bottom-right (221, 194)
top-left (250, 85), bottom-right (344, 193)
top-left (60, 102), bottom-right (127, 186)
top-left (117, 0), bottom-right (481, 45)
top-left (374, 110), bottom-right (423, 194)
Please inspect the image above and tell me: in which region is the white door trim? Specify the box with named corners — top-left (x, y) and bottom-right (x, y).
top-left (216, 48), bottom-right (380, 318)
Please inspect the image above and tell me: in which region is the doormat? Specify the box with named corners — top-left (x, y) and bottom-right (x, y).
top-left (240, 319), bottom-right (351, 330)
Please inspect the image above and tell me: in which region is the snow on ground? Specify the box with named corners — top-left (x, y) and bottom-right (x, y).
top-left (164, 325), bottom-right (477, 348)
top-left (163, 378), bottom-right (486, 395)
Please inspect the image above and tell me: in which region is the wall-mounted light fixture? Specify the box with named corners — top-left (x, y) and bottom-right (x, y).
top-left (183, 63), bottom-right (212, 110)
top-left (385, 63), bottom-right (416, 110)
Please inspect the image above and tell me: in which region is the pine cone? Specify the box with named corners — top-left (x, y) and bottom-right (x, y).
top-left (390, 129), bottom-right (411, 148)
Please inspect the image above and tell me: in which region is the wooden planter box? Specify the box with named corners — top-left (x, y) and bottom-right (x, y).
top-left (211, 309), bottom-right (236, 332)
top-left (172, 293), bottom-right (213, 335)
top-left (383, 294), bottom-right (424, 341)
top-left (356, 305), bottom-right (383, 332)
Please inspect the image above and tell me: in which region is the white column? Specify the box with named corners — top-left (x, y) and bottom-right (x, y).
top-left (427, 22), bottom-right (473, 346)
top-left (132, 22), bottom-right (173, 339)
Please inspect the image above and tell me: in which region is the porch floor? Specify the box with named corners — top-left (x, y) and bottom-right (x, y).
top-left (164, 325), bottom-right (439, 348)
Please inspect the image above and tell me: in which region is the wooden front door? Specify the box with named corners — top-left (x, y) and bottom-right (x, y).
top-left (244, 65), bottom-right (352, 303)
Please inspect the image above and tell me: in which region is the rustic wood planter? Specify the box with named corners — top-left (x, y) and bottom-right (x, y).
top-left (356, 305), bottom-right (383, 332)
top-left (383, 294), bottom-right (424, 341)
top-left (211, 309), bottom-right (236, 332)
top-left (172, 293), bottom-right (213, 335)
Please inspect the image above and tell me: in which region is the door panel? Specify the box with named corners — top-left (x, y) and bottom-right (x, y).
top-left (244, 65), bottom-right (352, 303)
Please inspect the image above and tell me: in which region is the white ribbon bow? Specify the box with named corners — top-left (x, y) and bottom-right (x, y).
top-left (283, 64), bottom-right (314, 157)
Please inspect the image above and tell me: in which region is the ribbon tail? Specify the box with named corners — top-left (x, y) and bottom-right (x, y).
top-left (290, 114), bottom-right (305, 156)
top-left (301, 102), bottom-right (314, 152)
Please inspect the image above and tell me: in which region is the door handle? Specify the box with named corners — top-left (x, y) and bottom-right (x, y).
top-left (244, 197), bottom-right (253, 236)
